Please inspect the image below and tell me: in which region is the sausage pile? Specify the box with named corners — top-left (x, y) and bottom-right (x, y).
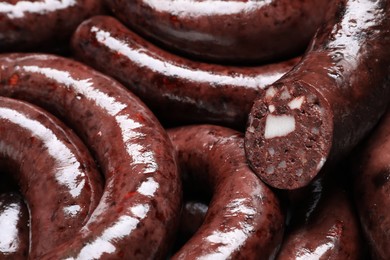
top-left (0, 0), bottom-right (389, 259)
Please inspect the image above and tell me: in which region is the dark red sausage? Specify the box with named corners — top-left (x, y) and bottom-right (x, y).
top-left (179, 201), bottom-right (208, 240)
top-left (353, 108), bottom-right (390, 259)
top-left (0, 53), bottom-right (181, 259)
top-left (0, 192), bottom-right (29, 260)
top-left (277, 181), bottom-right (363, 259)
top-left (71, 15), bottom-right (299, 129)
top-left (105, 0), bottom-right (328, 64)
top-left (0, 0), bottom-right (103, 52)
top-left (168, 125), bottom-right (284, 259)
top-left (0, 97), bottom-right (102, 258)
top-left (245, 0), bottom-right (390, 189)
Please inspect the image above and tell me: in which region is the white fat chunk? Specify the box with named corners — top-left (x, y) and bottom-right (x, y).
top-left (264, 115), bottom-right (296, 139)
top-left (280, 89), bottom-right (291, 100)
top-left (288, 96), bottom-right (305, 110)
top-left (268, 105), bottom-right (275, 113)
top-left (265, 87), bottom-right (277, 99)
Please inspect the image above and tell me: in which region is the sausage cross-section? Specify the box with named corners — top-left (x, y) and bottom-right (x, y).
top-left (245, 0), bottom-right (390, 189)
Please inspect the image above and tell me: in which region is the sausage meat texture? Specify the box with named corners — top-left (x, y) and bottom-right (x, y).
top-left (245, 0), bottom-right (390, 189)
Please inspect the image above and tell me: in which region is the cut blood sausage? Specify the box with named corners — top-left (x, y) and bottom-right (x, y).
top-left (0, 192), bottom-right (29, 260)
top-left (0, 0), bottom-right (103, 52)
top-left (0, 97), bottom-right (102, 258)
top-left (104, 0), bottom-right (328, 64)
top-left (0, 53), bottom-right (181, 259)
top-left (245, 0), bottom-right (390, 189)
top-left (71, 15), bottom-right (298, 129)
top-left (353, 109), bottom-right (390, 260)
top-left (168, 125), bottom-right (284, 259)
top-left (277, 180), bottom-right (363, 259)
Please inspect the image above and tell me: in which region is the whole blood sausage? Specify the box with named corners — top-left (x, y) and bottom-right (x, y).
top-left (0, 192), bottom-right (29, 260)
top-left (168, 125), bottom-right (284, 259)
top-left (245, 0), bottom-right (390, 189)
top-left (105, 0), bottom-right (328, 64)
top-left (277, 181), bottom-right (363, 259)
top-left (71, 15), bottom-right (298, 129)
top-left (0, 0), bottom-right (103, 52)
top-left (353, 108), bottom-right (390, 259)
top-left (0, 53), bottom-right (181, 259)
top-left (179, 201), bottom-right (208, 240)
top-left (0, 97), bottom-right (102, 258)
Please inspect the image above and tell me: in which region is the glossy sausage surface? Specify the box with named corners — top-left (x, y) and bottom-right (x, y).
top-left (0, 192), bottom-right (29, 260)
top-left (0, 97), bottom-right (102, 258)
top-left (168, 125), bottom-right (284, 259)
top-left (277, 181), bottom-right (363, 259)
top-left (245, 0), bottom-right (390, 189)
top-left (354, 109), bottom-right (390, 260)
top-left (105, 0), bottom-right (328, 64)
top-left (0, 53), bottom-right (181, 259)
top-left (0, 0), bottom-right (103, 52)
top-left (71, 16), bottom-right (298, 129)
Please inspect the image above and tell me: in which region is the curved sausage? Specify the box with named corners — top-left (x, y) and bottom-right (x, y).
top-left (245, 0), bottom-right (390, 189)
top-left (179, 201), bottom-right (208, 240)
top-left (0, 192), bottom-right (29, 260)
top-left (0, 53), bottom-right (181, 259)
top-left (104, 0), bottom-right (328, 64)
top-left (168, 125), bottom-right (284, 259)
top-left (277, 181), bottom-right (363, 259)
top-left (353, 108), bottom-right (390, 259)
top-left (0, 0), bottom-right (103, 52)
top-left (71, 15), bottom-right (299, 129)
top-left (0, 97), bottom-right (102, 258)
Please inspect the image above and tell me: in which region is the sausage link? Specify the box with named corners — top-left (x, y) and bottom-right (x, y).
top-left (0, 53), bottom-right (181, 259)
top-left (0, 0), bottom-right (103, 52)
top-left (0, 97), bottom-right (102, 258)
top-left (179, 201), bottom-right (208, 240)
top-left (71, 15), bottom-right (298, 129)
top-left (0, 192), bottom-right (29, 260)
top-left (353, 108), bottom-right (390, 259)
top-left (277, 180), bottom-right (363, 259)
top-left (168, 125), bottom-right (284, 259)
top-left (245, 0), bottom-right (390, 189)
top-left (105, 0), bottom-right (328, 64)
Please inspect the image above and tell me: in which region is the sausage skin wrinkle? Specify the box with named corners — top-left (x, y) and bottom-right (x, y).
top-left (105, 0), bottom-right (328, 64)
top-left (245, 0), bottom-right (390, 189)
top-left (0, 97), bottom-right (102, 258)
top-left (0, 0), bottom-right (103, 52)
top-left (168, 125), bottom-right (284, 260)
top-left (0, 54), bottom-right (181, 259)
top-left (71, 15), bottom-right (298, 129)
